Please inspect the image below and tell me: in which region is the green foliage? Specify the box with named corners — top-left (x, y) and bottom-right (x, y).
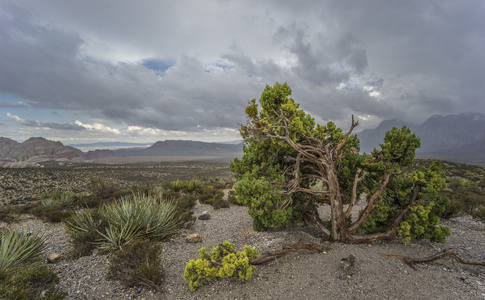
top-left (234, 172), bottom-right (296, 231)
top-left (0, 265), bottom-right (66, 300)
top-left (107, 239), bottom-right (164, 293)
top-left (0, 226), bottom-right (46, 274)
top-left (184, 240), bottom-right (259, 291)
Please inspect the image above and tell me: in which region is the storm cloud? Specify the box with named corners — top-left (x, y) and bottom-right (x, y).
top-left (1, 0), bottom-right (484, 143)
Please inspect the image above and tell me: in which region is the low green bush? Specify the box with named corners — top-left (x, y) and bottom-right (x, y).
top-left (107, 239), bottom-right (164, 293)
top-left (184, 240), bottom-right (259, 291)
top-left (0, 265), bottom-right (66, 300)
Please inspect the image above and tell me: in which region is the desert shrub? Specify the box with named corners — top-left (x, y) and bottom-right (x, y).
top-left (440, 177), bottom-right (485, 220)
top-left (0, 265), bottom-right (66, 300)
top-left (107, 239), bottom-right (164, 293)
top-left (0, 226), bottom-right (46, 274)
top-left (86, 175), bottom-right (120, 198)
top-left (198, 186), bottom-right (228, 209)
top-left (172, 194), bottom-right (197, 227)
top-left (31, 206), bottom-right (73, 223)
top-left (184, 240), bottom-right (259, 291)
top-left (474, 207), bottom-right (485, 221)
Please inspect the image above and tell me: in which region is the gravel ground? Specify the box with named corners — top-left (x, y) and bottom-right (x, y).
top-left (5, 204), bottom-right (485, 300)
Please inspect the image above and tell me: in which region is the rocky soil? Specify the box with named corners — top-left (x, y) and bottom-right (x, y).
top-left (6, 203), bottom-right (485, 300)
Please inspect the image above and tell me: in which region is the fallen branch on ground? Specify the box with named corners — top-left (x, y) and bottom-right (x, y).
top-left (379, 248), bottom-right (485, 270)
top-left (250, 240), bottom-right (333, 265)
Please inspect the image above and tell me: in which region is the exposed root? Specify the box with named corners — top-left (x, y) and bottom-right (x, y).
top-left (379, 248), bottom-right (485, 270)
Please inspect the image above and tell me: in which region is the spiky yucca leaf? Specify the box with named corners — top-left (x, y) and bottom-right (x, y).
top-left (97, 220), bottom-right (141, 251)
top-left (0, 226), bottom-right (46, 273)
top-left (41, 198), bottom-right (57, 208)
top-left (59, 192), bottom-right (75, 206)
top-left (65, 208), bottom-right (101, 239)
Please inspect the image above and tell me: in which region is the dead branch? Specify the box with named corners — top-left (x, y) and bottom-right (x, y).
top-left (249, 239), bottom-right (332, 265)
top-left (379, 248), bottom-right (485, 270)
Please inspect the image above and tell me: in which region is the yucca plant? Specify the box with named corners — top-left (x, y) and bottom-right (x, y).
top-left (184, 179), bottom-right (202, 193)
top-left (97, 193), bottom-right (181, 251)
top-left (65, 209), bottom-right (103, 258)
top-left (41, 198), bottom-right (58, 208)
top-left (167, 179), bottom-right (184, 192)
top-left (59, 192), bottom-right (74, 206)
top-left (65, 209), bottom-right (102, 240)
top-left (0, 226), bottom-right (46, 274)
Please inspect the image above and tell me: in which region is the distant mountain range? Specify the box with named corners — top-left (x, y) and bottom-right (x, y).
top-left (1, 112), bottom-right (484, 167)
top-left (357, 112), bottom-right (485, 165)
top-left (0, 137), bottom-right (243, 167)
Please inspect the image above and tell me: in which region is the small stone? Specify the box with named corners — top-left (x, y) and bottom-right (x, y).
top-left (186, 233), bottom-right (202, 243)
top-left (198, 213), bottom-right (211, 220)
top-left (47, 252), bottom-right (63, 263)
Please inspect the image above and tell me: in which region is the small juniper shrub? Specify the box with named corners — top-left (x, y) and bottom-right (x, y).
top-left (107, 239), bottom-right (164, 294)
top-left (197, 186), bottom-right (229, 209)
top-left (86, 175), bottom-right (122, 199)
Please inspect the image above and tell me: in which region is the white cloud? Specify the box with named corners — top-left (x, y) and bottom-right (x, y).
top-left (74, 120), bottom-right (120, 134)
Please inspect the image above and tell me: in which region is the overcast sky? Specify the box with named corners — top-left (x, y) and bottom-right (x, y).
top-left (1, 0), bottom-right (484, 144)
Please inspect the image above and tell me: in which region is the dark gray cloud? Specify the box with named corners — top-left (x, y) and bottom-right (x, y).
top-left (0, 0), bottom-right (484, 143)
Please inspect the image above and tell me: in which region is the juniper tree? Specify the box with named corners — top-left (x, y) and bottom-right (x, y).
top-left (230, 82), bottom-right (450, 244)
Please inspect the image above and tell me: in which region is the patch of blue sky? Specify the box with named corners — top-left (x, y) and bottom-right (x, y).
top-left (204, 61), bottom-right (234, 73)
top-left (0, 94), bottom-right (26, 107)
top-left (194, 108), bottom-right (204, 113)
top-left (141, 58), bottom-right (175, 73)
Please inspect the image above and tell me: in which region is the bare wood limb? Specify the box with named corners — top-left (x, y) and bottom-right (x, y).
top-left (301, 212), bottom-right (331, 239)
top-left (250, 239), bottom-right (332, 265)
top-left (379, 249), bottom-right (485, 270)
top-left (335, 115), bottom-right (359, 154)
top-left (345, 169), bottom-right (362, 219)
top-left (348, 171), bottom-right (391, 234)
